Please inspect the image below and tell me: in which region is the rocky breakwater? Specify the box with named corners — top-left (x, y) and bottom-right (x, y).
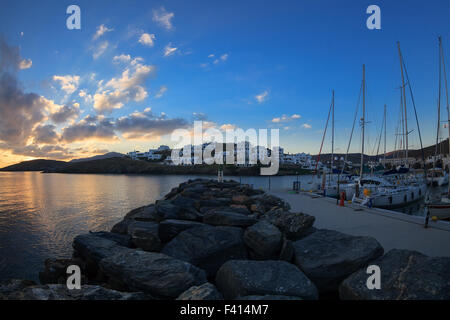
top-left (1, 178), bottom-right (450, 300)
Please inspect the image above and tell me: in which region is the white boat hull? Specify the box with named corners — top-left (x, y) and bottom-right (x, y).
top-left (354, 184), bottom-right (427, 209)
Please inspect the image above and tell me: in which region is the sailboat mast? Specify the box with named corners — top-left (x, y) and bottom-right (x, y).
top-left (331, 90), bottom-right (335, 174)
top-left (384, 105), bottom-right (387, 166)
top-left (435, 38), bottom-right (442, 176)
top-left (439, 36), bottom-right (450, 198)
top-left (360, 65), bottom-right (365, 179)
top-left (398, 42), bottom-right (409, 166)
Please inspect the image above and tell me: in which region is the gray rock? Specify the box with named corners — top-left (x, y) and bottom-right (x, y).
top-left (0, 282), bottom-right (150, 300)
top-left (244, 221), bottom-right (282, 259)
top-left (262, 209), bottom-right (315, 240)
top-left (178, 206), bottom-right (203, 221)
top-left (215, 260), bottom-right (318, 300)
top-left (99, 250), bottom-right (207, 298)
top-left (125, 205), bottom-right (159, 221)
top-left (90, 231), bottom-right (133, 248)
top-left (127, 221), bottom-right (162, 252)
top-left (0, 279), bottom-right (37, 299)
top-left (111, 219), bottom-right (133, 235)
top-left (171, 195), bottom-right (198, 208)
top-left (198, 199), bottom-right (231, 209)
top-left (293, 229), bottom-right (384, 293)
top-left (111, 205), bottom-right (160, 234)
top-left (72, 233), bottom-right (131, 266)
top-left (237, 295), bottom-right (302, 300)
top-left (340, 249), bottom-right (450, 300)
top-left (279, 237), bottom-right (294, 262)
top-left (176, 283), bottom-right (223, 300)
top-left (158, 219), bottom-right (205, 242)
top-left (155, 200), bottom-right (180, 220)
top-left (203, 210), bottom-right (257, 227)
top-left (162, 225), bottom-right (248, 277)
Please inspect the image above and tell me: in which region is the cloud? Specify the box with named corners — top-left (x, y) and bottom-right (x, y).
top-left (113, 54), bottom-right (143, 66)
top-left (19, 58), bottom-right (32, 69)
top-left (0, 73), bottom-right (46, 145)
top-left (155, 85), bottom-right (167, 98)
top-left (61, 115), bottom-right (117, 143)
top-left (153, 7), bottom-right (174, 30)
top-left (255, 90), bottom-right (269, 103)
top-left (1, 144), bottom-right (73, 160)
top-left (49, 102), bottom-right (80, 124)
top-left (116, 108), bottom-right (188, 140)
top-left (271, 114), bottom-right (301, 123)
top-left (139, 33), bottom-right (156, 47)
top-left (213, 53), bottom-right (228, 64)
top-left (32, 124), bottom-right (59, 144)
top-left (0, 38), bottom-right (74, 160)
top-left (302, 123), bottom-right (312, 129)
top-left (52, 75), bottom-right (80, 95)
top-left (94, 58), bottom-right (154, 112)
top-left (78, 90), bottom-right (93, 103)
top-left (93, 41), bottom-right (109, 59)
top-left (93, 24), bottom-right (113, 40)
top-left (0, 38), bottom-right (22, 72)
top-left (164, 43), bottom-right (177, 57)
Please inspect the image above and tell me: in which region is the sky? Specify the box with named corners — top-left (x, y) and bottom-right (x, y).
top-left (0, 0), bottom-right (450, 167)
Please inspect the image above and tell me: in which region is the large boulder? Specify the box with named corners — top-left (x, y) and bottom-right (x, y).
top-left (99, 250), bottom-right (207, 299)
top-left (127, 221), bottom-right (162, 252)
top-left (262, 209), bottom-right (315, 240)
top-left (252, 194), bottom-right (290, 212)
top-left (340, 249), bottom-right (450, 300)
top-left (293, 229), bottom-right (384, 293)
top-left (111, 205), bottom-right (159, 234)
top-left (203, 210), bottom-right (257, 227)
top-left (162, 225), bottom-right (248, 277)
top-left (158, 219), bottom-right (205, 243)
top-left (243, 221), bottom-right (282, 259)
top-left (278, 237), bottom-right (295, 262)
top-left (215, 260), bottom-right (318, 300)
top-left (155, 200), bottom-right (180, 220)
top-left (72, 233), bottom-right (131, 266)
top-left (176, 283), bottom-right (223, 300)
top-left (90, 231), bottom-right (133, 247)
top-left (124, 205), bottom-right (159, 221)
top-left (0, 281), bottom-right (149, 300)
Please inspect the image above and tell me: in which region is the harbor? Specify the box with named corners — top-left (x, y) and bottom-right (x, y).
top-left (271, 190), bottom-right (450, 257)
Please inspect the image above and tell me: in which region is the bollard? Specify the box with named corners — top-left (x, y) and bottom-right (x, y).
top-left (339, 191), bottom-right (346, 207)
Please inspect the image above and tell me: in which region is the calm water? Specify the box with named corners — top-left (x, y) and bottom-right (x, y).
top-left (0, 172), bottom-right (306, 282)
top-left (0, 172), bottom-right (433, 282)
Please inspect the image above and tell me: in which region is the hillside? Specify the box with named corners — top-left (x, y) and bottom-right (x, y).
top-left (0, 159), bottom-right (68, 172)
top-left (46, 157), bottom-right (311, 176)
top-left (69, 152), bottom-right (125, 163)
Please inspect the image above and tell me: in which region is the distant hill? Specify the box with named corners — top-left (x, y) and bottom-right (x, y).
top-left (0, 159), bottom-right (68, 172)
top-left (70, 152), bottom-right (125, 163)
top-left (313, 138), bottom-right (450, 163)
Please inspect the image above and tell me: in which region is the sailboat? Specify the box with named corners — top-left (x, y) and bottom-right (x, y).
top-left (427, 36), bottom-right (450, 220)
top-left (352, 56), bottom-right (427, 209)
top-left (313, 91), bottom-right (356, 199)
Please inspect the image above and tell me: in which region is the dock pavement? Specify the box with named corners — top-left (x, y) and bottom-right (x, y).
top-left (270, 190), bottom-right (450, 257)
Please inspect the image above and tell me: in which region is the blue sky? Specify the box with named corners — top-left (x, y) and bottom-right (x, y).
top-left (0, 0), bottom-right (449, 166)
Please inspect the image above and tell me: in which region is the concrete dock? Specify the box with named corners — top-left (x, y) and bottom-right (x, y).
top-left (271, 191), bottom-right (450, 257)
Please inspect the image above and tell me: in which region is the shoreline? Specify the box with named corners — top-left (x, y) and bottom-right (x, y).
top-left (1, 178), bottom-right (449, 300)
